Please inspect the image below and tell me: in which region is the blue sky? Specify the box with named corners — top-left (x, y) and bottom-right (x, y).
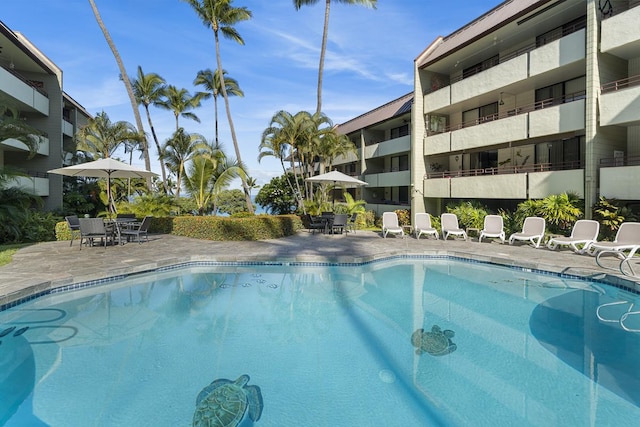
top-left (3, 0), bottom-right (501, 188)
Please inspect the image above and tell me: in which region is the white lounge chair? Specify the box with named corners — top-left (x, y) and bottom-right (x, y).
top-left (414, 213), bottom-right (438, 240)
top-left (382, 212), bottom-right (404, 238)
top-left (583, 222), bottom-right (640, 256)
top-left (509, 217), bottom-right (546, 248)
top-left (546, 220), bottom-right (600, 253)
top-left (479, 215), bottom-right (505, 243)
top-left (596, 245), bottom-right (640, 276)
top-left (441, 213), bottom-right (467, 241)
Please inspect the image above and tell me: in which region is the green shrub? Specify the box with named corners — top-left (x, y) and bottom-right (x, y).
top-left (394, 209), bottom-right (411, 226)
top-left (171, 215), bottom-right (302, 241)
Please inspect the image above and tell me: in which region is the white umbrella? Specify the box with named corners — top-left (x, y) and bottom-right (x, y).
top-left (48, 158), bottom-right (157, 215)
top-left (306, 170), bottom-right (368, 207)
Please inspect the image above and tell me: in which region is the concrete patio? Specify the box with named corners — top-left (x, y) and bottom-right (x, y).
top-left (1, 230), bottom-right (639, 308)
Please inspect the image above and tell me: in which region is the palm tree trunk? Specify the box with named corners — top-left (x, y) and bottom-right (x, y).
top-left (214, 95), bottom-right (219, 145)
top-left (88, 0), bottom-right (153, 191)
top-left (144, 105), bottom-right (169, 193)
top-left (214, 32), bottom-right (254, 213)
top-left (316, 0), bottom-right (331, 115)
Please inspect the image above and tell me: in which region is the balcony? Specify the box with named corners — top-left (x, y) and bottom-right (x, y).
top-left (364, 135), bottom-right (410, 159)
top-left (363, 170), bottom-right (410, 187)
top-left (529, 98), bottom-right (585, 138)
top-left (0, 67), bottom-right (49, 115)
top-left (599, 76), bottom-right (640, 126)
top-left (529, 29), bottom-right (585, 77)
top-left (0, 135), bottom-right (50, 156)
top-left (601, 5), bottom-right (640, 59)
top-left (424, 132), bottom-right (451, 155)
top-left (15, 175), bottom-right (49, 196)
top-left (600, 155), bottom-right (640, 200)
top-left (63, 119), bottom-right (74, 137)
top-left (451, 114), bottom-right (528, 152)
top-left (332, 150), bottom-right (359, 166)
top-left (423, 162), bottom-right (584, 199)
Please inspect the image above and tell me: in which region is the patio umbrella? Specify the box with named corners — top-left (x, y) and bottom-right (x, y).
top-left (48, 158), bottom-right (157, 215)
top-left (306, 170), bottom-right (368, 207)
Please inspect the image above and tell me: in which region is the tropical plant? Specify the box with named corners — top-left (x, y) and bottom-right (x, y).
top-left (341, 192), bottom-right (366, 215)
top-left (160, 128), bottom-right (209, 198)
top-left (216, 189), bottom-right (249, 215)
top-left (194, 68), bottom-right (244, 145)
top-left (182, 0), bottom-right (254, 213)
top-left (75, 111), bottom-right (142, 159)
top-left (245, 176), bottom-right (259, 198)
top-left (446, 201), bottom-right (488, 230)
top-left (293, 0), bottom-right (377, 114)
top-left (132, 65), bottom-right (169, 192)
top-left (118, 193), bottom-right (178, 218)
top-left (157, 85), bottom-right (202, 131)
top-left (538, 193), bottom-right (582, 234)
top-left (0, 105), bottom-right (43, 158)
top-left (255, 173), bottom-right (302, 215)
top-left (88, 0), bottom-right (152, 189)
top-left (592, 197), bottom-right (627, 240)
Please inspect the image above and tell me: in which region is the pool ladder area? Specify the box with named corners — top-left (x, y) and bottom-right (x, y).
top-left (596, 301), bottom-right (640, 332)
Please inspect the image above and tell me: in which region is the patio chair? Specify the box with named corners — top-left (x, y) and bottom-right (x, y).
top-left (78, 218), bottom-right (114, 250)
top-left (508, 217), bottom-right (546, 248)
top-left (583, 222), bottom-right (640, 256)
top-left (306, 214), bottom-right (326, 234)
top-left (441, 213), bottom-right (467, 241)
top-left (121, 216), bottom-right (152, 244)
top-left (596, 245), bottom-right (640, 277)
top-left (347, 213), bottom-right (358, 233)
top-left (546, 220), bottom-right (600, 253)
top-left (479, 215), bottom-right (505, 243)
top-left (414, 213), bottom-right (438, 240)
top-left (331, 214), bottom-right (349, 235)
top-left (382, 212), bottom-right (404, 238)
top-left (65, 215), bottom-right (81, 247)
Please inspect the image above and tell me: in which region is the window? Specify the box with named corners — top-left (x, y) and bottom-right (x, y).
top-left (462, 102), bottom-right (498, 127)
top-left (428, 115), bottom-right (447, 134)
top-left (536, 76), bottom-right (585, 108)
top-left (536, 16), bottom-right (586, 47)
top-left (390, 124), bottom-right (409, 139)
top-left (391, 155), bottom-right (409, 172)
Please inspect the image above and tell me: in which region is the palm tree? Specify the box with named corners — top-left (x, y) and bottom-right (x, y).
top-left (160, 128), bottom-right (209, 198)
top-left (182, 0), bottom-right (254, 213)
top-left (194, 68), bottom-right (244, 145)
top-left (132, 66), bottom-right (169, 193)
top-left (75, 111), bottom-right (142, 159)
top-left (293, 0), bottom-right (377, 114)
top-left (156, 85), bottom-right (202, 132)
top-left (245, 176), bottom-right (259, 198)
top-left (88, 0), bottom-right (152, 190)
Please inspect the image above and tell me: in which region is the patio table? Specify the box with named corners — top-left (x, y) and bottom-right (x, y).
top-left (105, 218), bottom-right (138, 245)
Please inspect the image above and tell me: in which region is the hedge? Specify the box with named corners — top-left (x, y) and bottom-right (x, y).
top-left (55, 215), bottom-right (303, 242)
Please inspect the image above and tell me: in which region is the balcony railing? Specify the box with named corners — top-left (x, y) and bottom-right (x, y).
top-left (425, 160), bottom-right (582, 179)
top-left (426, 91), bottom-right (586, 136)
top-left (600, 1), bottom-right (638, 19)
top-left (1, 63), bottom-right (49, 97)
top-left (600, 155), bottom-right (640, 167)
top-left (601, 74), bottom-right (640, 94)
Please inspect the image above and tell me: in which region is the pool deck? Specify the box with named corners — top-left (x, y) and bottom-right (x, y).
top-left (1, 230), bottom-right (639, 307)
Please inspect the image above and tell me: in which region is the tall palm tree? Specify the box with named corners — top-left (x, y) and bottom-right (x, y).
top-left (160, 128), bottom-right (209, 198)
top-left (132, 66), bottom-right (169, 193)
top-left (194, 68), bottom-right (244, 145)
top-left (293, 0), bottom-right (377, 114)
top-left (156, 85), bottom-right (202, 132)
top-left (88, 0), bottom-right (152, 190)
top-left (75, 111), bottom-right (141, 159)
top-left (182, 0), bottom-right (254, 213)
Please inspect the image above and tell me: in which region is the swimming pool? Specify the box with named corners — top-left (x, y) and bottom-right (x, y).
top-left (1, 257), bottom-right (639, 426)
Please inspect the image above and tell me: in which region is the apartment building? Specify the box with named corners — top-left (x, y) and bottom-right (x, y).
top-left (334, 93), bottom-right (413, 216)
top-left (412, 0), bottom-right (640, 217)
top-left (0, 20), bottom-right (90, 211)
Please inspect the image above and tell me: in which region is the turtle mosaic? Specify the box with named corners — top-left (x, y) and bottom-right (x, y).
top-left (193, 374), bottom-right (263, 427)
top-left (411, 325), bottom-right (456, 356)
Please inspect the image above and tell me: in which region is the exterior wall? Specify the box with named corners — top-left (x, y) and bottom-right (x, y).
top-left (600, 166), bottom-right (640, 199)
top-left (528, 99), bottom-right (585, 137)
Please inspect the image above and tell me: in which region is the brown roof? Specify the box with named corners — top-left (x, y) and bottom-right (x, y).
top-left (335, 92), bottom-right (413, 136)
top-left (417, 0), bottom-right (552, 68)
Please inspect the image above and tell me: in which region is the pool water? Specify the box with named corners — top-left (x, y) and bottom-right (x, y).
top-left (1, 258), bottom-right (639, 426)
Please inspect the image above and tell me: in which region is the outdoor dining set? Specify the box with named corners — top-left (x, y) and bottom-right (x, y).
top-left (306, 212), bottom-right (357, 235)
top-left (65, 214), bottom-right (152, 249)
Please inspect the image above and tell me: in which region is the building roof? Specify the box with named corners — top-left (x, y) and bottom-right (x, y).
top-left (417, 0), bottom-right (552, 68)
top-left (335, 92), bottom-right (413, 136)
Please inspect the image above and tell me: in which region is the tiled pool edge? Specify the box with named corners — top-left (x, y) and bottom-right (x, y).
top-left (2, 249), bottom-right (639, 312)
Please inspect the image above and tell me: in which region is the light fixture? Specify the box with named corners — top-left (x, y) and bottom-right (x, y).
top-left (9, 60), bottom-right (14, 70)
top-left (499, 91), bottom-right (515, 106)
top-left (499, 93), bottom-right (504, 105)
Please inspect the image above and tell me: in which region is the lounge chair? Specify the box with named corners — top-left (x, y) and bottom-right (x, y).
top-left (65, 215), bottom-right (81, 247)
top-left (79, 218), bottom-right (114, 250)
top-left (414, 213), bottom-right (438, 240)
top-left (479, 215), bottom-right (505, 243)
top-left (596, 245), bottom-right (640, 277)
top-left (121, 216), bottom-right (152, 244)
top-left (583, 222), bottom-right (640, 256)
top-left (508, 217), bottom-right (546, 248)
top-left (382, 212), bottom-right (404, 238)
top-left (546, 220), bottom-right (600, 253)
top-left (441, 213), bottom-right (467, 241)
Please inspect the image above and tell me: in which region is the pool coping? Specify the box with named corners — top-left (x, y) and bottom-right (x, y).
top-left (2, 240), bottom-right (639, 312)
